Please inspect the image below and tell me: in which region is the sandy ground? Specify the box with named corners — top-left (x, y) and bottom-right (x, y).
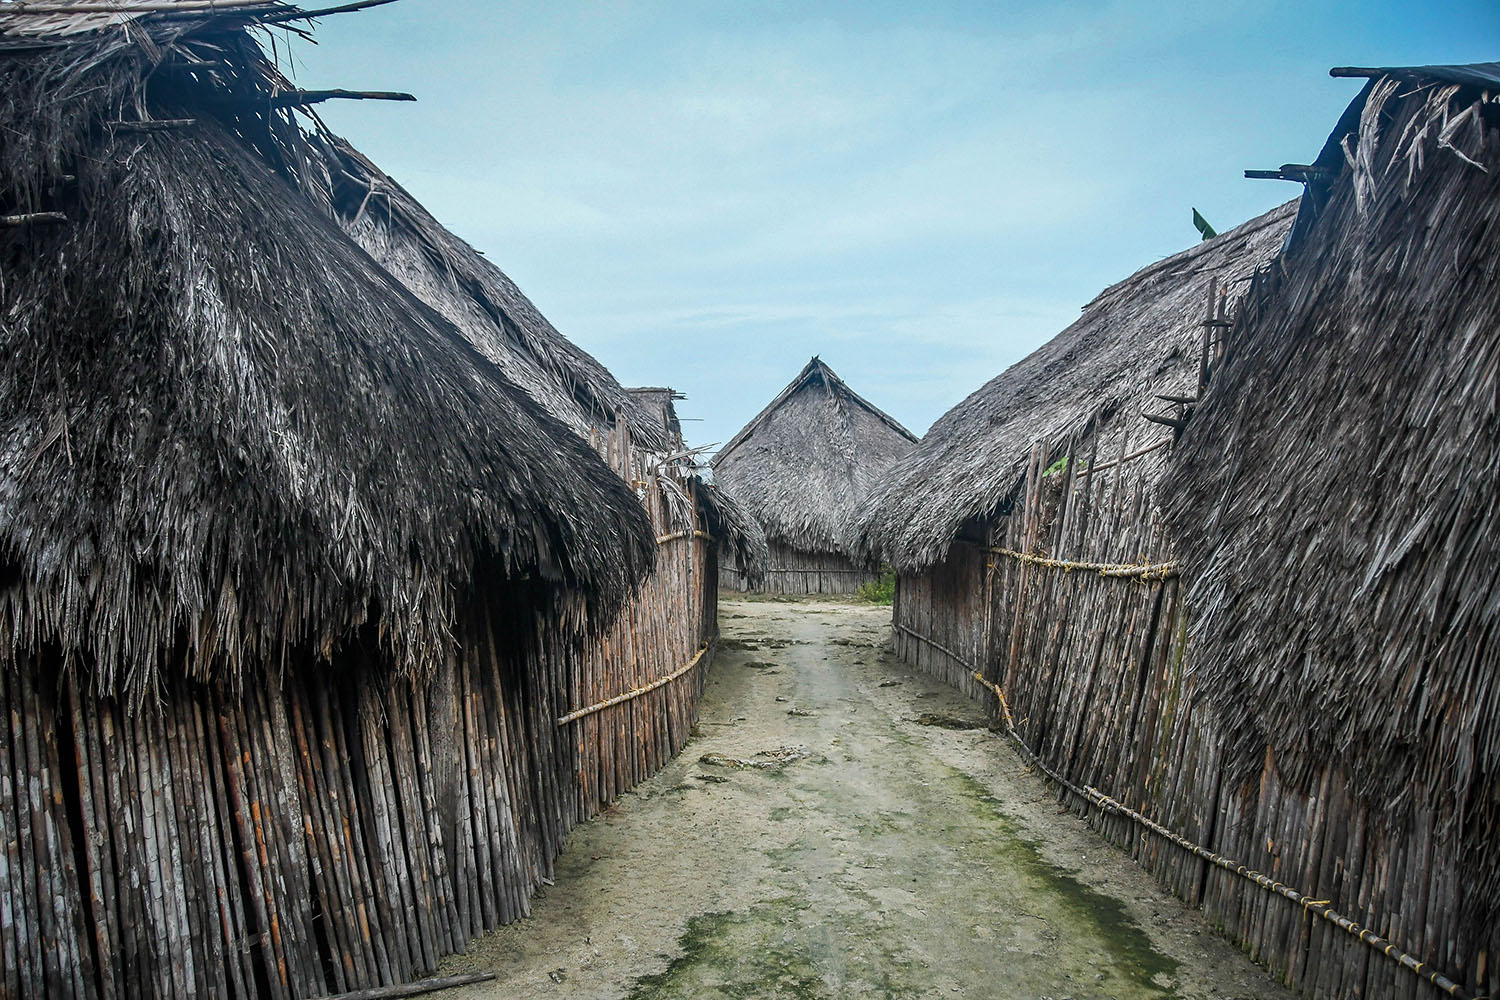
top-left (440, 599), bottom-right (1291, 1000)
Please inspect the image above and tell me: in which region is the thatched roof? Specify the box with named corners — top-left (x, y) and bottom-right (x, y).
top-left (858, 200), bottom-right (1296, 572)
top-left (307, 106), bottom-right (776, 578)
top-left (696, 484), bottom-right (769, 585)
top-left (310, 136), bottom-right (669, 452)
top-left (712, 357), bottom-right (916, 556)
top-left (0, 2), bottom-right (655, 702)
top-left (626, 387), bottom-right (685, 448)
top-left (1162, 66), bottom-right (1500, 861)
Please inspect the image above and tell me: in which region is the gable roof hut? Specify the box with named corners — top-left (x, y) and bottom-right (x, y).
top-left (0, 4), bottom-right (662, 995)
top-left (0, 0), bottom-right (654, 700)
top-left (712, 356), bottom-right (916, 593)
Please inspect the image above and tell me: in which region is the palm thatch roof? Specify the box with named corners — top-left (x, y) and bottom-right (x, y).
top-left (626, 386), bottom-right (685, 448)
top-left (306, 120), bottom-right (781, 581)
top-left (309, 135), bottom-right (669, 452)
top-left (696, 484), bottom-right (769, 585)
top-left (858, 200), bottom-right (1296, 572)
top-left (0, 1), bottom-right (655, 703)
top-left (1163, 65), bottom-right (1500, 874)
top-left (712, 356), bottom-right (916, 557)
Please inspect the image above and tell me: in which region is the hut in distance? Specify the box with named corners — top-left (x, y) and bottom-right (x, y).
top-left (713, 357), bottom-right (916, 594)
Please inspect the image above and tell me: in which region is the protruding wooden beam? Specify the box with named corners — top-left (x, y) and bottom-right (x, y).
top-left (270, 89), bottom-right (415, 108)
top-left (109, 119), bottom-right (196, 132)
top-left (1, 212), bottom-right (67, 227)
top-left (257, 0), bottom-right (404, 24)
top-left (1244, 163), bottom-right (1328, 183)
top-left (1142, 411), bottom-right (1187, 432)
top-left (1155, 392), bottom-right (1198, 405)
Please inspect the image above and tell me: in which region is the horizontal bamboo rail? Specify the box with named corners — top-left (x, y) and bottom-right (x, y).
top-left (984, 546), bottom-right (1178, 581)
top-left (894, 622), bottom-right (970, 666)
top-left (655, 529), bottom-right (711, 544)
top-left (1081, 789), bottom-right (1474, 1000)
top-left (896, 623), bottom-right (1475, 1000)
top-left (761, 568), bottom-right (871, 576)
top-left (555, 640), bottom-right (714, 726)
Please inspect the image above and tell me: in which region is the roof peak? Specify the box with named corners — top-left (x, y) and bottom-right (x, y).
top-left (714, 356), bottom-right (916, 466)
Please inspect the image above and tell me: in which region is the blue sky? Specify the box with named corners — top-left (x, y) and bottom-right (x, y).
top-left (290, 1), bottom-right (1498, 450)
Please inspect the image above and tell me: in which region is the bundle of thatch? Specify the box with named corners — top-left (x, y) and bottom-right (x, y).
top-left (1164, 63), bottom-right (1500, 930)
top-left (713, 357), bottom-right (914, 587)
top-left (857, 201), bottom-right (1295, 571)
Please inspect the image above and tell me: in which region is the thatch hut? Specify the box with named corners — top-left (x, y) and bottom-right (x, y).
top-left (713, 356), bottom-right (916, 594)
top-left (0, 3), bottom-right (711, 996)
top-left (857, 200), bottom-right (1296, 577)
top-left (859, 63), bottom-right (1499, 1000)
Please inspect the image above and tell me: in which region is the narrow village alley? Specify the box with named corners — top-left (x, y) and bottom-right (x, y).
top-left (442, 599), bottom-right (1292, 1000)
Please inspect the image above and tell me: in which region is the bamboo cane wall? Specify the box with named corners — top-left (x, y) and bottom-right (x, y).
top-left (722, 541), bottom-right (876, 595)
top-left (892, 437), bottom-right (1497, 1000)
top-left (0, 454), bottom-right (721, 999)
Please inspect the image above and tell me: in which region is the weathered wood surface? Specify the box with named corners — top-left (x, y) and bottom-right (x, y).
top-left (723, 541), bottom-right (878, 596)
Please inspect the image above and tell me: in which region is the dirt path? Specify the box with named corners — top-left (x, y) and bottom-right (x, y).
top-left (441, 599), bottom-right (1291, 1000)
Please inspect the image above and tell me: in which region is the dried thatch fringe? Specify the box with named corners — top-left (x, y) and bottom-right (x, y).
top-left (899, 623), bottom-right (1475, 1000)
top-left (984, 547), bottom-right (1178, 581)
top-left (555, 639), bottom-right (714, 726)
top-left (1164, 67), bottom-right (1500, 860)
top-left (0, 8), bottom-right (657, 699)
